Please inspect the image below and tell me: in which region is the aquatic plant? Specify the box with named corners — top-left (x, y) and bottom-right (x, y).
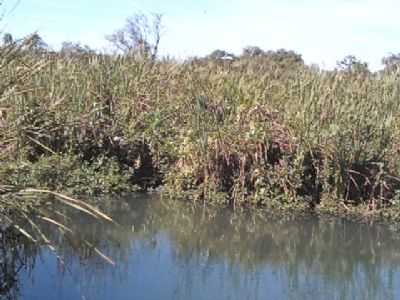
top-left (1, 39), bottom-right (400, 217)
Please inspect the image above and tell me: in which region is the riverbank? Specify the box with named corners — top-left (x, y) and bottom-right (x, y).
top-left (2, 44), bottom-right (400, 220)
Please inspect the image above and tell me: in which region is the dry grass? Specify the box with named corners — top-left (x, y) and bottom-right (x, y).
top-left (1, 42), bottom-right (400, 215)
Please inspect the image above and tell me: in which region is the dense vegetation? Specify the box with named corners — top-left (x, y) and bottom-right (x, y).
top-left (2, 32), bottom-right (400, 220)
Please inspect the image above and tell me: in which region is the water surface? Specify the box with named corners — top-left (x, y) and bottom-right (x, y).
top-left (2, 194), bottom-right (400, 300)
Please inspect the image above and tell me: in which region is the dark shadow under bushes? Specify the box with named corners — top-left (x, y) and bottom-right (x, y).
top-left (7, 101), bottom-right (163, 193)
top-left (2, 47), bottom-right (400, 215)
top-left (166, 137), bottom-right (400, 211)
top-left (343, 161), bottom-right (400, 206)
top-left (294, 150), bottom-right (400, 210)
top-left (69, 121), bottom-right (162, 190)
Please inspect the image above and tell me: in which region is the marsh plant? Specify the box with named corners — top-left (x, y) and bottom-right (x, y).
top-left (1, 36), bottom-right (400, 218)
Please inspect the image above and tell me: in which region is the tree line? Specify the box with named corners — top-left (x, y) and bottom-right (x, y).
top-left (1, 12), bottom-right (400, 73)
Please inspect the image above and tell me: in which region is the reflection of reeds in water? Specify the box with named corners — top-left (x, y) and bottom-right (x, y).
top-left (0, 226), bottom-right (38, 299)
top-left (144, 198), bottom-right (400, 299)
top-left (0, 187), bottom-right (117, 273)
top-left (3, 195), bottom-right (400, 299)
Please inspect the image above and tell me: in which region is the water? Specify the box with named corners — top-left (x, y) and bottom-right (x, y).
top-left (2, 194), bottom-right (400, 300)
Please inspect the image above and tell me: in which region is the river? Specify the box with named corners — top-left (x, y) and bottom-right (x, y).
top-left (1, 194), bottom-right (400, 300)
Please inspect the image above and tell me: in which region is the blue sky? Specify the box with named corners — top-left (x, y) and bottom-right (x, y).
top-left (1, 0), bottom-right (399, 70)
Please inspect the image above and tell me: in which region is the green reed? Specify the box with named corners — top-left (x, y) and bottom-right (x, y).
top-left (1, 43), bottom-right (400, 216)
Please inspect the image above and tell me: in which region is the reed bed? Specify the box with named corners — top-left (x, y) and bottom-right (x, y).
top-left (1, 42), bottom-right (400, 217)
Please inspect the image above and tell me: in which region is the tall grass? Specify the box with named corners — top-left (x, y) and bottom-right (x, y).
top-left (1, 43), bottom-right (400, 214)
top-left (0, 40), bottom-right (118, 262)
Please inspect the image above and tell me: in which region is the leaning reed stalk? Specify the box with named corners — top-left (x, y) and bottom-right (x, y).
top-left (2, 43), bottom-right (400, 217)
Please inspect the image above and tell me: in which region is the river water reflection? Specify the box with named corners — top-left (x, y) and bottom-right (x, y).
top-left (2, 194), bottom-right (400, 300)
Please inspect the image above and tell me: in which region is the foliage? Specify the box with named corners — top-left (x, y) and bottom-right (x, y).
top-left (1, 41), bottom-right (400, 216)
top-left (106, 13), bottom-right (163, 60)
top-left (242, 45), bottom-right (264, 57)
top-left (207, 49), bottom-right (236, 60)
top-left (336, 55), bottom-right (369, 74)
top-left (382, 53), bottom-right (400, 73)
top-left (60, 41), bottom-right (96, 57)
top-left (1, 155), bottom-right (137, 195)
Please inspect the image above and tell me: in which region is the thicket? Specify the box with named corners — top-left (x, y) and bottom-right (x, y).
top-left (2, 40), bottom-right (400, 216)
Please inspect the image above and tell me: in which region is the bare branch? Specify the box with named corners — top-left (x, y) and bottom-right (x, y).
top-left (106, 13), bottom-right (163, 61)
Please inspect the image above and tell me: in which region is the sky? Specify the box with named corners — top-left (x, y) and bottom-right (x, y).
top-left (1, 0), bottom-right (400, 70)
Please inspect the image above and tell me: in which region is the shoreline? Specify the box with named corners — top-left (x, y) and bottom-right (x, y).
top-left (1, 50), bottom-right (400, 224)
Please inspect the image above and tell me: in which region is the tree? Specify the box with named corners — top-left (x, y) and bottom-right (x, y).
top-left (106, 13), bottom-right (163, 61)
top-left (382, 53), bottom-right (400, 73)
top-left (336, 55), bottom-right (369, 73)
top-left (25, 33), bottom-right (48, 53)
top-left (265, 49), bottom-right (303, 65)
top-left (207, 49), bottom-right (236, 60)
top-left (2, 32), bottom-right (13, 45)
top-left (60, 41), bottom-right (95, 56)
top-left (242, 46), bottom-right (264, 57)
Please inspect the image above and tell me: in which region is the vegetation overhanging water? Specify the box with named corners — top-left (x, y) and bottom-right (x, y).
top-left (2, 33), bottom-right (400, 233)
top-left (1, 11), bottom-right (400, 300)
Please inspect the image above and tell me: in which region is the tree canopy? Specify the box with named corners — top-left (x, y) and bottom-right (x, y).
top-left (106, 13), bottom-right (163, 61)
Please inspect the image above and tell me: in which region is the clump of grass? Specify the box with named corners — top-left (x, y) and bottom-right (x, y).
top-left (0, 41), bottom-right (122, 268)
top-left (1, 40), bottom-right (400, 216)
top-left (164, 100), bottom-right (299, 208)
top-left (0, 155), bottom-right (137, 195)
